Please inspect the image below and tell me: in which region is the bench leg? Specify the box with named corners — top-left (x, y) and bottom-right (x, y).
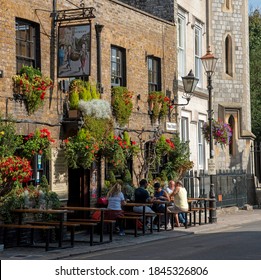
top-left (46, 229), bottom-right (51, 251)
top-left (70, 227), bottom-right (75, 247)
top-left (109, 223), bottom-right (113, 242)
top-left (30, 228), bottom-right (35, 245)
top-left (134, 219), bottom-right (138, 237)
top-left (90, 226), bottom-right (94, 246)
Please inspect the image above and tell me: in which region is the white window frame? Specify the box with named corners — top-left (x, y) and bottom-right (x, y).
top-left (180, 116), bottom-right (189, 142)
top-left (178, 11), bottom-right (186, 79)
top-left (194, 23), bottom-right (202, 87)
top-left (198, 120), bottom-right (206, 169)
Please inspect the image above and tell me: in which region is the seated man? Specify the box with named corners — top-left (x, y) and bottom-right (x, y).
top-left (133, 179), bottom-right (157, 229)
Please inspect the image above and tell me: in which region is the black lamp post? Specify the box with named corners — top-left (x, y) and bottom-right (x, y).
top-left (200, 46), bottom-right (218, 223)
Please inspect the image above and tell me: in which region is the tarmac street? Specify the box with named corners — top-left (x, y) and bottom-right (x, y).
top-left (0, 208), bottom-right (261, 260)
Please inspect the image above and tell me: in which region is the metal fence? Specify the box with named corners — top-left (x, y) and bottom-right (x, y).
top-left (183, 169), bottom-right (255, 208)
top-left (251, 142), bottom-right (261, 183)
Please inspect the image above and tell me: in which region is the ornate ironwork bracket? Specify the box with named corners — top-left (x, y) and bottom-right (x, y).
top-left (55, 6), bottom-right (96, 23)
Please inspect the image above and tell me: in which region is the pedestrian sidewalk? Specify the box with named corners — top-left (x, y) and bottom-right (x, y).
top-left (1, 208), bottom-right (261, 260)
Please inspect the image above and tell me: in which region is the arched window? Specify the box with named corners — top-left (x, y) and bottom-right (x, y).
top-left (225, 35), bottom-right (233, 76)
top-left (226, 0), bottom-right (231, 10)
top-left (228, 115), bottom-right (235, 155)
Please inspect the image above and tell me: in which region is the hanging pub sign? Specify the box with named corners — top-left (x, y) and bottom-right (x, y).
top-left (58, 24), bottom-right (91, 78)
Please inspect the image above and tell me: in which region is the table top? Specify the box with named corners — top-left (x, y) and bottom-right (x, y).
top-left (12, 208), bottom-right (74, 214)
top-left (153, 200), bottom-right (170, 204)
top-left (125, 202), bottom-right (152, 207)
top-left (60, 206), bottom-right (108, 211)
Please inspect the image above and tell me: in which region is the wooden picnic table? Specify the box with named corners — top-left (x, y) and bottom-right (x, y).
top-left (12, 208), bottom-right (73, 248)
top-left (59, 206), bottom-right (110, 243)
top-left (124, 202), bottom-right (153, 234)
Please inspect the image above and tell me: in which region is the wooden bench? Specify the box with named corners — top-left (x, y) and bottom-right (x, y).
top-left (68, 219), bottom-right (116, 243)
top-left (28, 221), bottom-right (82, 247)
top-left (0, 223), bottom-right (55, 251)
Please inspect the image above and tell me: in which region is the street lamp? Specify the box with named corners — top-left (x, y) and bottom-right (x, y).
top-left (201, 46), bottom-right (218, 223)
top-left (169, 70), bottom-right (199, 114)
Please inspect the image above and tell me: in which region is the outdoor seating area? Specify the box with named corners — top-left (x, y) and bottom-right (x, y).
top-left (0, 197), bottom-right (216, 252)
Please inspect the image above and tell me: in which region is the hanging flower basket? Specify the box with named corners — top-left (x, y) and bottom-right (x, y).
top-left (202, 119), bottom-right (232, 148)
top-left (12, 66), bottom-right (53, 115)
top-left (148, 91), bottom-right (171, 123)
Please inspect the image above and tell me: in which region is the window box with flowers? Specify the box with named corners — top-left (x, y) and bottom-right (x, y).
top-left (111, 86), bottom-right (133, 127)
top-left (12, 66), bottom-right (53, 115)
top-left (148, 91), bottom-right (171, 123)
top-left (202, 119), bottom-right (232, 148)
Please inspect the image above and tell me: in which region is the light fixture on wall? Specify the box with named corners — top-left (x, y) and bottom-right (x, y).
top-left (169, 70), bottom-right (199, 119)
top-left (173, 69), bottom-right (199, 106)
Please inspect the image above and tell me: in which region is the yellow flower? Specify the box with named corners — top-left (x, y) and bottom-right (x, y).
top-left (0, 131), bottom-right (4, 135)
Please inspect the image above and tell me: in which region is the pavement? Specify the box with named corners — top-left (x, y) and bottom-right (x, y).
top-left (1, 207), bottom-right (261, 260)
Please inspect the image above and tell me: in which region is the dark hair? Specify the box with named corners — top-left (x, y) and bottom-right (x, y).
top-left (154, 182), bottom-right (161, 189)
top-left (139, 179), bottom-right (148, 187)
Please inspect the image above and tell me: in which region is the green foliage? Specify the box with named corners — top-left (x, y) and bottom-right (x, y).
top-left (148, 92), bottom-right (171, 122)
top-left (111, 86), bottom-right (133, 126)
top-left (0, 182), bottom-right (61, 223)
top-left (21, 128), bottom-right (55, 160)
top-left (69, 90), bottom-right (80, 109)
top-left (83, 115), bottom-right (113, 142)
top-left (249, 9), bottom-right (261, 142)
top-left (162, 135), bottom-right (193, 180)
top-left (12, 66), bottom-right (53, 115)
top-left (0, 117), bottom-right (23, 158)
top-left (107, 170), bottom-right (116, 184)
top-left (63, 129), bottom-right (99, 169)
top-left (19, 65), bottom-right (42, 79)
top-left (69, 79), bottom-right (99, 109)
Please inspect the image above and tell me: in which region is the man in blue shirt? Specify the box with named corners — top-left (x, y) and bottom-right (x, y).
top-left (133, 179), bottom-right (157, 229)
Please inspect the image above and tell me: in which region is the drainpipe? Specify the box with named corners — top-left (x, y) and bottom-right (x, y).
top-left (95, 24), bottom-right (104, 95)
top-left (50, 0), bottom-right (57, 107)
top-left (206, 0), bottom-right (210, 48)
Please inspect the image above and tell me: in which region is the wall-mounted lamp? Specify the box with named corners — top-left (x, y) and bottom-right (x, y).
top-left (137, 94), bottom-right (141, 100)
top-left (0, 70), bottom-right (3, 78)
top-left (169, 70), bottom-right (199, 120)
top-left (172, 69), bottom-right (199, 106)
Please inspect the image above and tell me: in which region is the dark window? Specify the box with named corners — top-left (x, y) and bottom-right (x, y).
top-left (228, 115), bottom-right (235, 156)
top-left (148, 56), bottom-right (161, 92)
top-left (16, 18), bottom-right (40, 73)
top-left (225, 35), bottom-right (233, 76)
top-left (111, 46), bottom-right (126, 86)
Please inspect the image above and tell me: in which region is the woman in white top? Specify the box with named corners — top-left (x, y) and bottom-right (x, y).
top-left (169, 181), bottom-right (188, 227)
top-left (105, 183), bottom-right (126, 235)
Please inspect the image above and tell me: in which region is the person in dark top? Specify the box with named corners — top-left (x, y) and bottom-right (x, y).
top-left (133, 179), bottom-right (157, 229)
top-left (152, 182), bottom-right (170, 228)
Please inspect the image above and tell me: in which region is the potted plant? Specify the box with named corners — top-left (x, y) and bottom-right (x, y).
top-left (12, 66), bottom-right (53, 115)
top-left (68, 79), bottom-right (99, 118)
